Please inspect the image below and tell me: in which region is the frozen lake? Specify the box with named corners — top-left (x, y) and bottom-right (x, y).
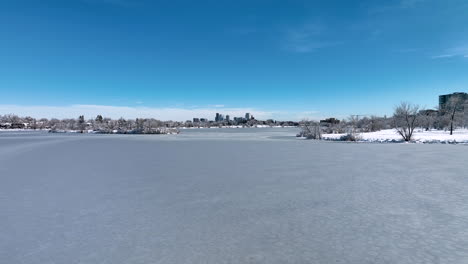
top-left (1, 128), bottom-right (468, 264)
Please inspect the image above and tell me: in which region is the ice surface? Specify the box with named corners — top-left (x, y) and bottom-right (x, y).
top-left (1, 129), bottom-right (468, 264)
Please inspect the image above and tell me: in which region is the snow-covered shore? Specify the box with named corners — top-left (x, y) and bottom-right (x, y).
top-left (322, 129), bottom-right (468, 144)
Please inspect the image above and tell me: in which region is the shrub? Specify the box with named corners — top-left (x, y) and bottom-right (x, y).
top-left (339, 132), bottom-right (361, 142)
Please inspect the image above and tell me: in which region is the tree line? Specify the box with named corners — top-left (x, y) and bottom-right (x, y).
top-left (0, 114), bottom-right (299, 132)
top-left (299, 97), bottom-right (468, 141)
top-left (0, 114), bottom-right (179, 134)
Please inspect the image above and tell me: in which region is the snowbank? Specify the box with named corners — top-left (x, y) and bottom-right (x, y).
top-left (322, 129), bottom-right (468, 144)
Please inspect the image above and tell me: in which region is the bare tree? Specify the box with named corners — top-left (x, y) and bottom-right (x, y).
top-left (135, 118), bottom-right (145, 132)
top-left (369, 115), bottom-right (384, 132)
top-left (393, 102), bottom-right (419, 141)
top-left (418, 109), bottom-right (437, 131)
top-left (95, 115), bottom-right (103, 123)
top-left (78, 115), bottom-right (86, 133)
top-left (348, 115), bottom-right (360, 133)
top-left (117, 118), bottom-right (127, 132)
top-left (441, 97), bottom-right (465, 135)
top-left (297, 120), bottom-right (322, 139)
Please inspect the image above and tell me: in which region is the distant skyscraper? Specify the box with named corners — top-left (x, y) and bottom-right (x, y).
top-left (245, 113), bottom-right (251, 120)
top-left (193, 118), bottom-right (200, 123)
top-left (215, 113), bottom-right (224, 122)
top-left (226, 115), bottom-right (230, 122)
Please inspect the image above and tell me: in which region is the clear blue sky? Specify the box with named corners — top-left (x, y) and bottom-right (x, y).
top-left (1, 0), bottom-right (468, 120)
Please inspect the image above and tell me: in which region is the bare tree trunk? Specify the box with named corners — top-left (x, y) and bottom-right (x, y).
top-left (450, 109), bottom-right (456, 135)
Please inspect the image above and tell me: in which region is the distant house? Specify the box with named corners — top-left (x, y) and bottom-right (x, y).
top-left (10, 123), bottom-right (26, 129)
top-left (320, 118), bottom-right (340, 125)
top-left (419, 109), bottom-right (438, 116)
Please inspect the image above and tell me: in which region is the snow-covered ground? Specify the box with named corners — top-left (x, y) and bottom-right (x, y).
top-left (1, 129), bottom-right (468, 264)
top-left (323, 128), bottom-right (468, 143)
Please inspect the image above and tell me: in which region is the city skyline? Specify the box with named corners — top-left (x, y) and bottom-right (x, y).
top-left (1, 0), bottom-right (468, 120)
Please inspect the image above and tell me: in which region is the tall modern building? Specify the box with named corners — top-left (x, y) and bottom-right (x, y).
top-left (245, 113), bottom-right (251, 120)
top-left (215, 113), bottom-right (224, 122)
top-left (439, 92), bottom-right (468, 110)
top-left (225, 115), bottom-right (230, 122)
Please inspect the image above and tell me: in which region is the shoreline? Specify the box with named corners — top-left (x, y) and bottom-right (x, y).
top-left (3, 127), bottom-right (468, 144)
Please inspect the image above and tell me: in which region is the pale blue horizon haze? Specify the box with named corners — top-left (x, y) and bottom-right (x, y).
top-left (1, 0), bottom-right (468, 120)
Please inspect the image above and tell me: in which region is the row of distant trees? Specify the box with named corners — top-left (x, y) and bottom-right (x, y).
top-left (0, 114), bottom-right (301, 131)
top-left (299, 97), bottom-right (468, 141)
top-left (0, 114), bottom-right (178, 134)
top-left (0, 114), bottom-right (300, 132)
top-left (299, 116), bottom-right (393, 140)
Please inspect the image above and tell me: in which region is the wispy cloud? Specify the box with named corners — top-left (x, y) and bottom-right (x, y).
top-left (282, 23), bottom-right (338, 53)
top-left (432, 54), bottom-right (457, 59)
top-left (432, 45), bottom-right (468, 59)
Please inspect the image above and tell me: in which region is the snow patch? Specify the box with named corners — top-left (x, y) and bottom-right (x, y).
top-left (322, 129), bottom-right (468, 144)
